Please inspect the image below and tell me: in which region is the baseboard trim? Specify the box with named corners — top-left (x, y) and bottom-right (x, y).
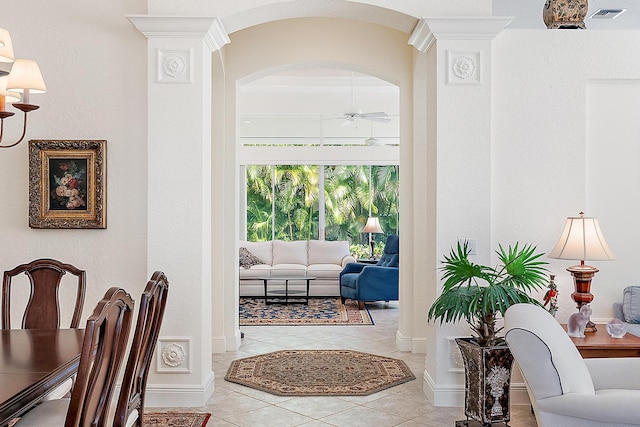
top-left (423, 371), bottom-right (531, 407)
top-left (211, 335), bottom-right (229, 353)
top-left (412, 337), bottom-right (427, 353)
top-left (423, 370), bottom-right (464, 407)
top-left (396, 330), bottom-right (412, 352)
top-left (509, 381), bottom-right (531, 405)
top-left (144, 371), bottom-right (215, 407)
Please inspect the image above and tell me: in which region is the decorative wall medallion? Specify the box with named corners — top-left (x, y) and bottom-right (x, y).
top-left (157, 337), bottom-right (192, 373)
top-left (163, 54), bottom-right (186, 78)
top-left (158, 49), bottom-right (192, 84)
top-left (162, 343), bottom-right (186, 367)
top-left (452, 57), bottom-right (476, 80)
top-left (447, 51), bottom-right (481, 85)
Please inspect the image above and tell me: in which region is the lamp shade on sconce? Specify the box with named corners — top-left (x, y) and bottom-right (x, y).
top-left (362, 217), bottom-right (383, 234)
top-left (0, 29), bottom-right (14, 77)
top-left (0, 76), bottom-right (21, 103)
top-left (548, 213), bottom-right (615, 262)
top-left (0, 28), bottom-right (14, 63)
top-left (6, 59), bottom-right (46, 94)
top-left (0, 30), bottom-right (46, 149)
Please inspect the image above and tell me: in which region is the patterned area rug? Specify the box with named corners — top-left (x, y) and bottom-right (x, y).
top-left (9, 413), bottom-right (211, 427)
top-left (143, 412), bottom-right (210, 426)
top-left (225, 349), bottom-right (415, 396)
top-left (239, 297), bottom-right (373, 326)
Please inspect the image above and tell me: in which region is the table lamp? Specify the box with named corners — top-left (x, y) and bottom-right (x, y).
top-left (548, 212), bottom-right (615, 332)
top-left (362, 217), bottom-right (383, 259)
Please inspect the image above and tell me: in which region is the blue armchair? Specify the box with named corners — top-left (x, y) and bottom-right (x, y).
top-left (340, 235), bottom-right (399, 309)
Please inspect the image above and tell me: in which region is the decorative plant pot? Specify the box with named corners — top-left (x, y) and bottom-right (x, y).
top-left (455, 337), bottom-right (514, 425)
top-left (543, 0), bottom-right (589, 29)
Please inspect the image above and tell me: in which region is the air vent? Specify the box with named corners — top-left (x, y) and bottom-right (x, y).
top-left (589, 8), bottom-right (626, 19)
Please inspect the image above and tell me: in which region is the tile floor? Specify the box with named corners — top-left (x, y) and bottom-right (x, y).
top-left (166, 301), bottom-right (538, 426)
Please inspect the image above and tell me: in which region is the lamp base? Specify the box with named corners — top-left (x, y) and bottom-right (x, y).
top-left (369, 237), bottom-right (376, 259)
top-left (567, 263), bottom-right (599, 333)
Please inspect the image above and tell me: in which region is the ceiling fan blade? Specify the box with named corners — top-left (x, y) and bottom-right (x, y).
top-left (366, 116), bottom-right (391, 123)
top-left (359, 112), bottom-right (388, 119)
top-left (341, 119), bottom-right (353, 127)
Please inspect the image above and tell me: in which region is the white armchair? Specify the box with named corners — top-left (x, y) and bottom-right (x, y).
top-left (504, 303), bottom-right (640, 427)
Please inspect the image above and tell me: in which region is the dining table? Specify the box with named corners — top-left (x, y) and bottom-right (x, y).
top-left (0, 328), bottom-right (84, 426)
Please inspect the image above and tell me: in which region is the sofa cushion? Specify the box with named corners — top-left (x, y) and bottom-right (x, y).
top-left (239, 264), bottom-right (272, 279)
top-left (239, 247), bottom-right (264, 269)
top-left (623, 286), bottom-right (640, 323)
top-left (307, 263), bottom-right (343, 279)
top-left (308, 240), bottom-right (350, 265)
top-left (271, 264), bottom-right (307, 276)
top-left (240, 241), bottom-right (273, 265)
top-left (273, 240), bottom-right (308, 265)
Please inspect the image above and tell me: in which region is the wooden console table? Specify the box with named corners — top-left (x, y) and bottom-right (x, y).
top-left (562, 324), bottom-right (640, 358)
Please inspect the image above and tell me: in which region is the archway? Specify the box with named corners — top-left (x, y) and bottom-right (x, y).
top-left (212, 16), bottom-right (424, 353)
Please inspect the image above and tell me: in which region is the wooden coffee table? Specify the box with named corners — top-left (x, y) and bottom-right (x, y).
top-left (562, 324), bottom-right (640, 358)
top-left (258, 276), bottom-right (315, 305)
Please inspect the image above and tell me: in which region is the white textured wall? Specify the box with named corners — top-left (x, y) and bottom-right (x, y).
top-left (492, 30), bottom-right (640, 324)
top-left (0, 1), bottom-right (148, 322)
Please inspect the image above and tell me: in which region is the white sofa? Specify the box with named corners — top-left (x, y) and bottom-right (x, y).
top-left (239, 240), bottom-right (356, 297)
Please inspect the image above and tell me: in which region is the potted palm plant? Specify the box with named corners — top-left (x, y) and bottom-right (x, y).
top-left (428, 241), bottom-right (549, 426)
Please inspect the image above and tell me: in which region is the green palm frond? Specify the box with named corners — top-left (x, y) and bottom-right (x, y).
top-left (428, 240), bottom-right (549, 346)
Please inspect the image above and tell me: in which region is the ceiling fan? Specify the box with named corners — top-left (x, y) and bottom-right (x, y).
top-left (339, 109), bottom-right (390, 127)
top-left (328, 71), bottom-right (391, 127)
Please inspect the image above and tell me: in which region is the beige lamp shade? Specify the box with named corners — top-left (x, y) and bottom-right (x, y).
top-left (548, 212), bottom-right (615, 261)
top-left (362, 217), bottom-right (383, 234)
top-left (0, 76), bottom-right (21, 103)
top-left (6, 59), bottom-right (46, 94)
top-left (0, 29), bottom-right (15, 63)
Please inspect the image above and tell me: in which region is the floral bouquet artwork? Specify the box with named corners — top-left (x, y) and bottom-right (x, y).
top-left (29, 139), bottom-right (106, 229)
top-left (49, 159), bottom-right (88, 211)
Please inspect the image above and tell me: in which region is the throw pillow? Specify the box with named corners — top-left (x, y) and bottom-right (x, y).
top-left (239, 247), bottom-right (264, 269)
top-left (622, 286), bottom-right (640, 323)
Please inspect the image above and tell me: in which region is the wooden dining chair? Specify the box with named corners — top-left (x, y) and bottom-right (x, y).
top-left (2, 258), bottom-right (86, 330)
top-left (113, 271), bottom-right (169, 427)
top-left (12, 286), bottom-right (134, 427)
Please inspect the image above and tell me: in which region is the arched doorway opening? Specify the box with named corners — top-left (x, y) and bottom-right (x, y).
top-left (214, 16), bottom-right (424, 353)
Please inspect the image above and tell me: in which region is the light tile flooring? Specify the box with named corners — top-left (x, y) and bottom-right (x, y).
top-left (163, 302), bottom-right (538, 426)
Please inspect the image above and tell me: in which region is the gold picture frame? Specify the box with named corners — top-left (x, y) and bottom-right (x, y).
top-left (29, 139), bottom-right (106, 229)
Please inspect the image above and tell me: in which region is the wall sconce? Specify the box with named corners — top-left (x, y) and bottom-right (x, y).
top-left (0, 28), bottom-right (46, 149)
top-left (548, 212), bottom-right (615, 332)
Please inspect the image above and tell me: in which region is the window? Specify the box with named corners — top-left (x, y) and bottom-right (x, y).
top-left (245, 164), bottom-right (399, 254)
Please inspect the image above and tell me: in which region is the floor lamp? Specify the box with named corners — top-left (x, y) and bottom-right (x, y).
top-left (362, 217), bottom-right (383, 260)
top-left (363, 165), bottom-right (383, 259)
top-left (548, 212), bottom-right (616, 332)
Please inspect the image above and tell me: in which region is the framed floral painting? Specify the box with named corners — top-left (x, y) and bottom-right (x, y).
top-left (29, 140), bottom-right (106, 229)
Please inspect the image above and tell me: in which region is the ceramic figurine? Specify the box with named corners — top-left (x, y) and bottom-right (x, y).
top-left (567, 305), bottom-right (592, 338)
top-left (543, 274), bottom-right (559, 317)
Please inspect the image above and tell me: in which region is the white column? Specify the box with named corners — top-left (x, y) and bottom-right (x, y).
top-left (410, 17), bottom-right (517, 407)
top-left (127, 15), bottom-right (230, 407)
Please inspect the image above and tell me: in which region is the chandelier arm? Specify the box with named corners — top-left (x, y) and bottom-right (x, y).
top-left (0, 111), bottom-right (29, 149)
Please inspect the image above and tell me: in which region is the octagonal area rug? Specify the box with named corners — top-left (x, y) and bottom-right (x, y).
top-left (224, 349), bottom-right (415, 396)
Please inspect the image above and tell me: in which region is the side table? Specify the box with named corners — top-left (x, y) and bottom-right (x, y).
top-left (562, 324), bottom-right (640, 358)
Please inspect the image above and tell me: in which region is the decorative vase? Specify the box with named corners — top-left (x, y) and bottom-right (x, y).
top-left (455, 337), bottom-right (514, 425)
top-left (543, 0), bottom-right (589, 29)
